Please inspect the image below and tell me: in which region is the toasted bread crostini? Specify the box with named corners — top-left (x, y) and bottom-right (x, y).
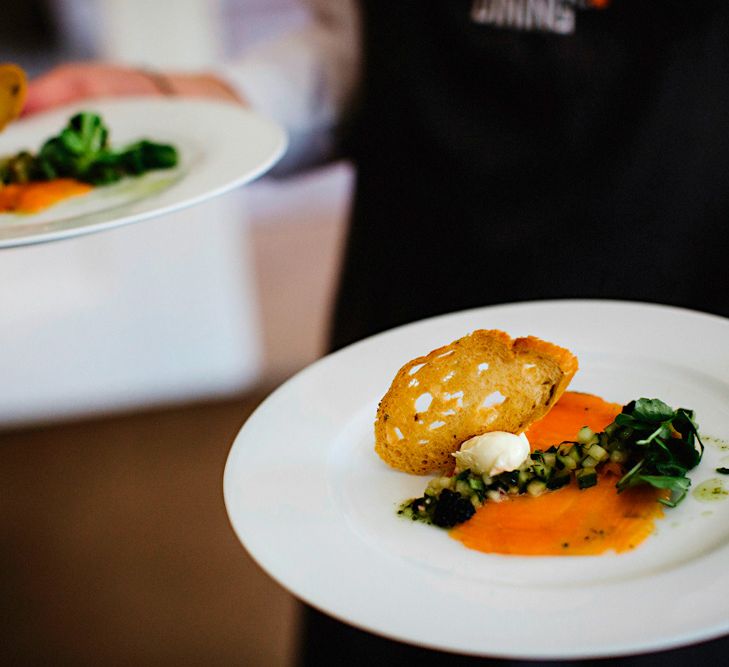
top-left (375, 329), bottom-right (578, 474)
top-left (0, 64), bottom-right (27, 132)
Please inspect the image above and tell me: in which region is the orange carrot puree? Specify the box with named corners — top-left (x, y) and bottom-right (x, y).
top-left (525, 391), bottom-right (622, 451)
top-left (0, 179), bottom-right (92, 213)
top-left (451, 392), bottom-right (665, 556)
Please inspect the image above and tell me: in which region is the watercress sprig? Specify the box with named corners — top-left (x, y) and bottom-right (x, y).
top-left (613, 398), bottom-right (703, 507)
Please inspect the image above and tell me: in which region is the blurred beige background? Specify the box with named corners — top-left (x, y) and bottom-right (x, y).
top-left (1, 1), bottom-right (351, 664)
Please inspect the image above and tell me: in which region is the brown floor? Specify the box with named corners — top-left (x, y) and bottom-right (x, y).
top-left (0, 394), bottom-right (300, 666)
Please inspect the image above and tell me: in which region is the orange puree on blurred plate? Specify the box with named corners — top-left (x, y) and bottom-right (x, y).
top-left (0, 179), bottom-right (92, 213)
top-left (451, 392), bottom-right (666, 555)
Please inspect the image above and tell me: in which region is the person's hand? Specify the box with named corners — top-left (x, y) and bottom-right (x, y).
top-left (24, 62), bottom-right (243, 116)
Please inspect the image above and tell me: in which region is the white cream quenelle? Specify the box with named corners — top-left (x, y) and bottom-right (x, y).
top-left (453, 431), bottom-right (531, 477)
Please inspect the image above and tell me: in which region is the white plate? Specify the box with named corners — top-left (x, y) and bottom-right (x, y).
top-left (224, 300), bottom-right (729, 659)
top-left (0, 98), bottom-right (286, 247)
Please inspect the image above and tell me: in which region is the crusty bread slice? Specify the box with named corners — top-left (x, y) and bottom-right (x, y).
top-left (0, 64), bottom-right (27, 132)
top-left (374, 330), bottom-right (578, 474)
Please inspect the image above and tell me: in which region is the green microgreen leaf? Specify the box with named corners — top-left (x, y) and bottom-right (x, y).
top-left (631, 398), bottom-right (676, 423)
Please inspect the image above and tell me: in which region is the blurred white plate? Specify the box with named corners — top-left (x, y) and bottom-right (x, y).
top-left (0, 98), bottom-right (286, 247)
top-left (224, 300), bottom-right (729, 659)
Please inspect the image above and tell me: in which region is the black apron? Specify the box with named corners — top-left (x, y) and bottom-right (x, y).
top-left (331, 0), bottom-right (729, 350)
top-left (308, 1), bottom-right (729, 664)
